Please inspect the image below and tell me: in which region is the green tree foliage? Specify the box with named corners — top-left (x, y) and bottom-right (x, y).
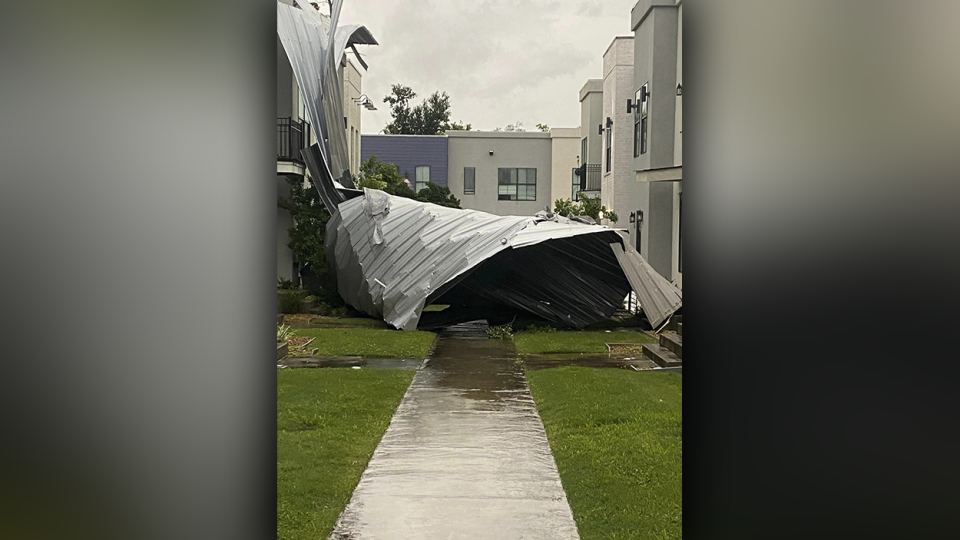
top-left (382, 84), bottom-right (470, 135)
top-left (536, 123), bottom-right (550, 132)
top-left (276, 176), bottom-right (340, 302)
top-left (494, 121), bottom-right (525, 132)
top-left (357, 156), bottom-right (461, 208)
top-left (553, 194), bottom-right (619, 223)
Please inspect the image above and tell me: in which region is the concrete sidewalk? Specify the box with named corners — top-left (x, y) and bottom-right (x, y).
top-left (328, 324), bottom-right (580, 540)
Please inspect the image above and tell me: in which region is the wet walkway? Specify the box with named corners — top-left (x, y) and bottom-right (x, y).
top-left (329, 322), bottom-right (580, 540)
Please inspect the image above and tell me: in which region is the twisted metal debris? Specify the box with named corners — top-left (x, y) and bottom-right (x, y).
top-left (277, 0), bottom-right (681, 330)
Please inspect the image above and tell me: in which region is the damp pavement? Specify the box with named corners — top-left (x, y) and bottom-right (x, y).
top-left (328, 322), bottom-right (581, 540)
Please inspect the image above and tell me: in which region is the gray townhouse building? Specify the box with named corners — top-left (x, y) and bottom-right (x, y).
top-left (360, 128), bottom-right (581, 217)
top-left (572, 0), bottom-right (682, 287)
top-left (630, 0), bottom-right (682, 288)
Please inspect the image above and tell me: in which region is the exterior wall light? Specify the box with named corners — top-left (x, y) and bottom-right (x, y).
top-left (489, 150), bottom-right (494, 155)
top-left (676, 83), bottom-right (682, 96)
top-left (629, 211), bottom-right (636, 223)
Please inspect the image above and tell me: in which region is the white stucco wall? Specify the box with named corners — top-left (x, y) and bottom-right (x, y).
top-left (601, 37), bottom-right (639, 230)
top-left (342, 59), bottom-right (363, 176)
top-left (447, 131), bottom-right (553, 216)
top-left (549, 127), bottom-right (581, 210)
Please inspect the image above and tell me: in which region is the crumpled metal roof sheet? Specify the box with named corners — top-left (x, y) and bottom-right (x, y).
top-left (611, 243), bottom-right (683, 329)
top-left (330, 189), bottom-right (632, 330)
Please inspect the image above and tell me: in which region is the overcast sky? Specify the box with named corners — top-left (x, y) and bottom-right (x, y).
top-left (338, 0), bottom-right (640, 133)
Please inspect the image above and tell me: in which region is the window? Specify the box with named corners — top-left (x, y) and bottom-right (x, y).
top-left (498, 168), bottom-right (536, 201)
top-left (634, 83), bottom-right (648, 156)
top-left (464, 167), bottom-right (475, 195)
top-left (415, 166), bottom-right (430, 191)
top-left (605, 121), bottom-right (612, 172)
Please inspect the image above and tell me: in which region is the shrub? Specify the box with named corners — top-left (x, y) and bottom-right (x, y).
top-left (330, 306), bottom-right (349, 318)
top-left (304, 295), bottom-right (319, 303)
top-left (277, 277), bottom-right (296, 290)
top-left (486, 324), bottom-right (514, 340)
top-left (278, 290), bottom-right (305, 314)
top-left (314, 302), bottom-right (332, 316)
top-left (277, 324), bottom-right (295, 343)
top-left (523, 324), bottom-right (556, 333)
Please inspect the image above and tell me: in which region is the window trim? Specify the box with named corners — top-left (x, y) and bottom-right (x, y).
top-left (463, 166), bottom-right (475, 195)
top-left (605, 120), bottom-right (612, 173)
top-left (497, 167), bottom-right (537, 201)
top-left (415, 165), bottom-right (430, 192)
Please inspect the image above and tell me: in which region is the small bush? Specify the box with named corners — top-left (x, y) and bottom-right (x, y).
top-left (330, 306), bottom-right (349, 318)
top-left (277, 277), bottom-right (296, 290)
top-left (278, 290), bottom-right (305, 313)
top-left (303, 295), bottom-right (319, 303)
top-left (314, 302), bottom-right (332, 316)
top-left (523, 324), bottom-right (556, 333)
top-left (486, 324), bottom-right (514, 340)
top-left (277, 324), bottom-right (295, 343)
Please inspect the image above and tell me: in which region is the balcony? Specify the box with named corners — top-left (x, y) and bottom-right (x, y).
top-left (572, 163), bottom-right (602, 200)
top-left (277, 117), bottom-right (310, 164)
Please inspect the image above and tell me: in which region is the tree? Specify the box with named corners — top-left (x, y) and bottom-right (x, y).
top-left (446, 120), bottom-right (472, 131)
top-left (382, 84), bottom-right (469, 135)
top-left (536, 123), bottom-right (549, 132)
top-left (553, 194), bottom-right (619, 223)
top-left (382, 84), bottom-right (417, 134)
top-left (357, 155), bottom-right (461, 208)
top-left (276, 176), bottom-right (340, 302)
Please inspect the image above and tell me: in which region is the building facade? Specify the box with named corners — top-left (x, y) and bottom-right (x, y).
top-left (601, 37), bottom-right (640, 241)
top-left (630, 0), bottom-right (682, 286)
top-left (447, 131), bottom-right (554, 216)
top-left (576, 80), bottom-right (604, 201)
top-left (360, 134), bottom-right (449, 188)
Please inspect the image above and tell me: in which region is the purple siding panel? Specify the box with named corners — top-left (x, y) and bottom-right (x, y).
top-left (360, 135), bottom-right (448, 187)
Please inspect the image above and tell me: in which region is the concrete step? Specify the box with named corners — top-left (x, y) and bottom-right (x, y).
top-left (659, 332), bottom-right (682, 359)
top-left (642, 343), bottom-right (682, 367)
top-left (677, 322), bottom-right (682, 336)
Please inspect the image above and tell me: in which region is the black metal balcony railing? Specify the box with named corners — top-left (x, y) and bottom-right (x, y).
top-left (573, 163), bottom-right (602, 196)
top-left (277, 117), bottom-right (310, 163)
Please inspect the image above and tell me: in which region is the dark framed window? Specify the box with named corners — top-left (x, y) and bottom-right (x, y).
top-left (464, 167), bottom-right (475, 195)
top-left (605, 120), bottom-right (612, 172)
top-left (634, 83), bottom-right (649, 156)
top-left (498, 168), bottom-right (536, 201)
top-left (640, 83), bottom-right (648, 154)
top-left (415, 166), bottom-right (430, 191)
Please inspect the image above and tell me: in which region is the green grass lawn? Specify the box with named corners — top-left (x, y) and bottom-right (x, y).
top-left (513, 330), bottom-right (654, 355)
top-left (527, 367), bottom-right (682, 539)
top-left (307, 316), bottom-right (389, 328)
top-left (293, 327), bottom-right (436, 358)
top-left (278, 369), bottom-right (414, 539)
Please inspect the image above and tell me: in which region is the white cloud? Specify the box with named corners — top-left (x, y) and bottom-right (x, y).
top-left (338, 0), bottom-right (639, 132)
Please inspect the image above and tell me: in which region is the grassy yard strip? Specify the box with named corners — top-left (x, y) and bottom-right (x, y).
top-left (527, 367), bottom-right (682, 539)
top-left (307, 317), bottom-right (389, 328)
top-left (293, 327), bottom-right (435, 358)
top-left (514, 330), bottom-right (654, 355)
top-left (278, 369), bottom-right (414, 539)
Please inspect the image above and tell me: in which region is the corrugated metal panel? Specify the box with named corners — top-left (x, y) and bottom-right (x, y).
top-left (331, 189), bottom-right (631, 330)
top-left (610, 243), bottom-right (682, 329)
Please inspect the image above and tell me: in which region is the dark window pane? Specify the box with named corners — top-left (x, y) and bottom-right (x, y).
top-left (464, 167), bottom-right (475, 195)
